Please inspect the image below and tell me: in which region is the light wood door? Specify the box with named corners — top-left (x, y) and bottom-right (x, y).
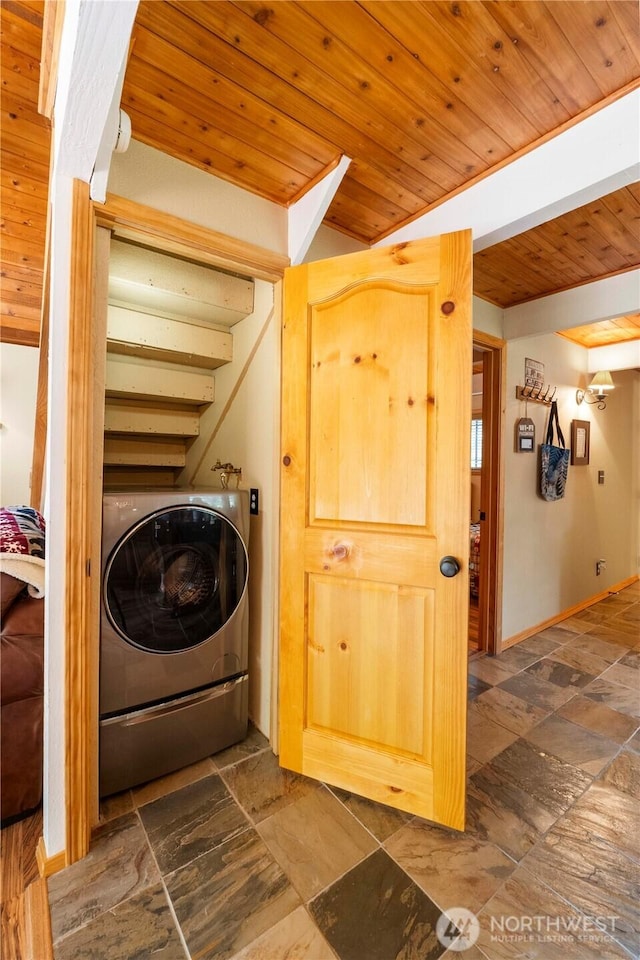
top-left (279, 233), bottom-right (472, 830)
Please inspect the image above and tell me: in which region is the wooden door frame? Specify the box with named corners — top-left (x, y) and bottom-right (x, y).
top-left (61, 192), bottom-right (287, 867)
top-left (472, 330), bottom-right (505, 656)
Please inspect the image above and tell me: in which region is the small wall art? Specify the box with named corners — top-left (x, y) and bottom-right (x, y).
top-left (570, 419), bottom-right (590, 465)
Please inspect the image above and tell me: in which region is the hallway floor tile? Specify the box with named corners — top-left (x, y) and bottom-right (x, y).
top-left (48, 586), bottom-right (640, 959)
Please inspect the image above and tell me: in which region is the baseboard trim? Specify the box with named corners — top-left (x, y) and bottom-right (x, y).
top-left (36, 836), bottom-right (66, 878)
top-left (24, 877), bottom-right (54, 960)
top-left (502, 574), bottom-right (639, 650)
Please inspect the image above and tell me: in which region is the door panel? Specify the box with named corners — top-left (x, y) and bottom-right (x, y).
top-left (309, 282), bottom-right (432, 528)
top-left (279, 233), bottom-right (471, 830)
top-left (307, 576), bottom-right (431, 757)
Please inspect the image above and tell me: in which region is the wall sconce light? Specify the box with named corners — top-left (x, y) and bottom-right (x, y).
top-left (576, 371), bottom-right (615, 410)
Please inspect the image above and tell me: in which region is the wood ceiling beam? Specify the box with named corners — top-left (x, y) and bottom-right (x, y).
top-left (503, 269), bottom-right (640, 341)
top-left (53, 0), bottom-right (138, 181)
top-left (288, 155), bottom-right (351, 266)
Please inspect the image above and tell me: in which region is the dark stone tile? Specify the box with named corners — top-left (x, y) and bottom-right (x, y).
top-left (309, 849), bottom-right (445, 960)
top-left (626, 729), bottom-right (640, 754)
top-left (139, 773), bottom-right (249, 875)
top-left (524, 791), bottom-right (640, 956)
top-left (583, 678), bottom-right (640, 718)
top-left (219, 748), bottom-right (316, 824)
top-left (466, 764), bottom-right (556, 861)
top-left (619, 649), bottom-right (640, 670)
top-left (466, 707), bottom-right (519, 764)
top-left (385, 818), bottom-right (515, 915)
top-left (468, 673), bottom-right (491, 701)
top-left (489, 738), bottom-right (592, 819)
top-left (98, 789), bottom-right (134, 824)
top-left (48, 813), bottom-right (160, 943)
top-left (544, 619), bottom-right (588, 638)
top-left (497, 671), bottom-right (575, 712)
top-left (212, 721), bottom-right (270, 769)
top-left (523, 657), bottom-right (595, 690)
top-left (466, 755), bottom-right (483, 779)
top-left (257, 785), bottom-right (376, 901)
top-left (573, 607), bottom-right (614, 626)
top-left (478, 866), bottom-right (631, 959)
top-left (559, 633), bottom-right (625, 664)
top-left (516, 634), bottom-right (565, 657)
top-left (598, 749), bottom-right (640, 800)
top-left (616, 603), bottom-right (640, 623)
top-left (468, 656), bottom-right (515, 686)
top-left (495, 645), bottom-right (543, 672)
top-left (228, 905), bottom-right (336, 960)
top-left (573, 778), bottom-right (640, 860)
top-left (597, 595), bottom-right (637, 614)
top-left (524, 714), bottom-right (619, 775)
top-left (557, 695), bottom-right (638, 744)
top-left (329, 786), bottom-right (412, 842)
top-left (548, 644), bottom-right (609, 678)
top-left (470, 685), bottom-right (549, 736)
top-left (583, 623), bottom-right (635, 646)
top-left (600, 660), bottom-right (639, 691)
top-left (133, 759), bottom-right (217, 808)
top-left (165, 828), bottom-right (300, 960)
top-left (53, 883), bottom-right (185, 960)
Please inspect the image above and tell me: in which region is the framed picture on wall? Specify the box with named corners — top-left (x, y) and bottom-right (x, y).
top-left (571, 419), bottom-right (590, 465)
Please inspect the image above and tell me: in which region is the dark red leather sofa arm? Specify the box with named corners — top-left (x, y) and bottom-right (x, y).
top-left (1, 573), bottom-right (44, 823)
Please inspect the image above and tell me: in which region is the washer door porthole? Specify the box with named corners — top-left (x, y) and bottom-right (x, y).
top-left (104, 506), bottom-right (248, 653)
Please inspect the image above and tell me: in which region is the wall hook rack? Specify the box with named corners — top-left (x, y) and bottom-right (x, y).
top-left (515, 384), bottom-right (557, 405)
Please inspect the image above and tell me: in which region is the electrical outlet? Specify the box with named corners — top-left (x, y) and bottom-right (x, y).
top-left (596, 559), bottom-right (606, 576)
top-left (250, 488), bottom-right (259, 515)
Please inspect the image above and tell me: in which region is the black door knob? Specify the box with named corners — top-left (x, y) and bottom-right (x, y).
top-left (439, 556), bottom-right (461, 578)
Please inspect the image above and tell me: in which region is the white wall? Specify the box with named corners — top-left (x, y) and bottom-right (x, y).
top-left (43, 173), bottom-right (74, 858)
top-left (180, 281), bottom-right (280, 737)
top-left (473, 297), bottom-right (504, 339)
top-left (305, 223), bottom-right (367, 262)
top-left (0, 343), bottom-right (39, 506)
top-left (502, 334), bottom-right (639, 640)
top-left (109, 140), bottom-right (288, 256)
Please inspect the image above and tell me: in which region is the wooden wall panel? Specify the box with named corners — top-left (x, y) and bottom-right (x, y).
top-left (1, 1), bottom-right (50, 347)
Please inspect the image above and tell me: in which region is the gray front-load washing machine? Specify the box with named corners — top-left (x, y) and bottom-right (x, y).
top-left (99, 487), bottom-right (249, 796)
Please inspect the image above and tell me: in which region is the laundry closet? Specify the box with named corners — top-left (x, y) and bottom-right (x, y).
top-left (95, 236), bottom-right (275, 795)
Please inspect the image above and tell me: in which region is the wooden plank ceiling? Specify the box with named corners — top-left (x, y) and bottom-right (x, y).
top-left (474, 182), bottom-right (640, 307)
top-left (123, 0), bottom-right (640, 333)
top-left (0, 0), bottom-right (50, 347)
top-left (126, 0), bottom-right (640, 244)
top-left (557, 314), bottom-right (640, 348)
top-left (1, 0), bottom-right (639, 348)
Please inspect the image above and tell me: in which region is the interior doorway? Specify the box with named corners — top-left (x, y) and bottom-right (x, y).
top-left (468, 331), bottom-right (505, 656)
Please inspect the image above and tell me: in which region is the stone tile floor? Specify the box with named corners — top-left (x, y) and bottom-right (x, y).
top-left (48, 585), bottom-right (640, 960)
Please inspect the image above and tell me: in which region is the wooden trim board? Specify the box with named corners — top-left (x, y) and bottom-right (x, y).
top-left (502, 574), bottom-right (639, 649)
top-left (24, 877), bottom-right (54, 960)
top-left (64, 179), bottom-right (96, 864)
top-left (36, 837), bottom-right (66, 878)
top-left (94, 194), bottom-right (289, 283)
top-left (472, 330), bottom-right (506, 656)
top-left (38, 0), bottom-right (66, 120)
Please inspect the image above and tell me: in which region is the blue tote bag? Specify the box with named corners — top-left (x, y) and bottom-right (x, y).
top-left (539, 401), bottom-right (570, 501)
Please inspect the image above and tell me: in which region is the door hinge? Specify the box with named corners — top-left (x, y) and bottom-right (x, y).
top-left (86, 558), bottom-right (91, 577)
top-left (479, 511), bottom-right (486, 521)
